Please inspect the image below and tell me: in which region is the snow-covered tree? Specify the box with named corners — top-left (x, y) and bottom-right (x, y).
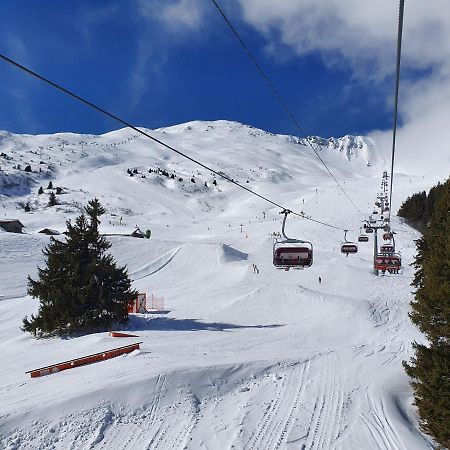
top-left (23, 199), bottom-right (137, 337)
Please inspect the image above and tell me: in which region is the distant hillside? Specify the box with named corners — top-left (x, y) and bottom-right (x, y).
top-left (0, 120), bottom-right (381, 221)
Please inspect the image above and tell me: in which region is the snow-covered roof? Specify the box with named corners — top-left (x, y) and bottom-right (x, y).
top-left (0, 219), bottom-right (24, 226)
top-left (0, 219), bottom-right (25, 227)
top-left (38, 228), bottom-right (61, 235)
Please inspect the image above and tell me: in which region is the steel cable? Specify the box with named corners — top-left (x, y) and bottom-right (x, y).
top-left (388, 0), bottom-right (405, 221)
top-left (210, 0), bottom-right (363, 214)
top-left (0, 52), bottom-right (352, 232)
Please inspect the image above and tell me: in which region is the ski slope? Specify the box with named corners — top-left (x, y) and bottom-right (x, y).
top-left (0, 121), bottom-right (437, 449)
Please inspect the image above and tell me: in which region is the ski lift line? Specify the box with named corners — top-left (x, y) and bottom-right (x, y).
top-left (388, 0), bottom-right (405, 221)
top-left (0, 52), bottom-right (349, 233)
top-left (289, 210), bottom-right (348, 231)
top-left (210, 0), bottom-right (363, 215)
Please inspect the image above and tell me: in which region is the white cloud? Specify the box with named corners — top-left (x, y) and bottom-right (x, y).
top-left (1, 35), bottom-right (41, 132)
top-left (128, 37), bottom-right (168, 110)
top-left (77, 4), bottom-right (121, 41)
top-left (5, 34), bottom-right (35, 71)
top-left (126, 0), bottom-right (210, 108)
top-left (237, 0), bottom-right (450, 77)
top-left (370, 71), bottom-right (450, 179)
top-left (236, 0), bottom-right (450, 177)
top-left (136, 0), bottom-right (207, 34)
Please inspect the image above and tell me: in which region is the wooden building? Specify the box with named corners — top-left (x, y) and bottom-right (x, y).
top-left (0, 219), bottom-right (24, 233)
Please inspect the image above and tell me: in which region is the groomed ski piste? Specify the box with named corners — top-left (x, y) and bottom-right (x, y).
top-left (0, 121), bottom-right (438, 449)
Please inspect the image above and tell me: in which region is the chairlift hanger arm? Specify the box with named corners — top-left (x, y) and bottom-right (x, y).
top-left (281, 210), bottom-right (291, 240)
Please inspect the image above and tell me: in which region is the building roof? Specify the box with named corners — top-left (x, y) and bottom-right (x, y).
top-left (38, 228), bottom-right (61, 235)
top-left (0, 219), bottom-right (24, 227)
top-left (130, 228), bottom-right (145, 238)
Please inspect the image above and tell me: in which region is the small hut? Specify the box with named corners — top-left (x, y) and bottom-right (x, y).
top-left (130, 228), bottom-right (146, 238)
top-left (0, 219), bottom-right (24, 233)
top-left (38, 228), bottom-right (61, 236)
top-left (128, 293), bottom-right (148, 313)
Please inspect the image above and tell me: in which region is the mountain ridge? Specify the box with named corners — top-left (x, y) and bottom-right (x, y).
top-left (0, 120), bottom-right (381, 204)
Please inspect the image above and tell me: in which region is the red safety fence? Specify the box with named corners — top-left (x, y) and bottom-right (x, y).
top-left (26, 342), bottom-right (142, 378)
top-left (109, 331), bottom-right (139, 338)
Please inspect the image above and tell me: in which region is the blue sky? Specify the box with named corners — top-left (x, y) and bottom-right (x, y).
top-left (0, 0), bottom-right (446, 149)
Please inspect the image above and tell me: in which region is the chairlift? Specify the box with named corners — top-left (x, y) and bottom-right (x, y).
top-left (366, 227), bottom-right (374, 234)
top-left (383, 232), bottom-right (392, 240)
top-left (273, 210), bottom-right (313, 270)
top-left (383, 224), bottom-right (390, 232)
top-left (373, 209), bottom-right (378, 215)
top-left (380, 244), bottom-right (395, 253)
top-left (374, 254), bottom-right (401, 274)
top-left (341, 230), bottom-right (358, 255)
top-left (358, 228), bottom-right (369, 242)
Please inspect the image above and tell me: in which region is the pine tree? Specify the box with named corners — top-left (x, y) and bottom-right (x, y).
top-left (48, 192), bottom-right (57, 207)
top-left (22, 198), bottom-right (137, 337)
top-left (398, 191), bottom-right (426, 230)
top-left (24, 203), bottom-right (31, 212)
top-left (38, 186), bottom-right (44, 195)
top-left (398, 184), bottom-right (447, 233)
top-left (47, 181), bottom-right (53, 189)
top-left (403, 178), bottom-right (450, 448)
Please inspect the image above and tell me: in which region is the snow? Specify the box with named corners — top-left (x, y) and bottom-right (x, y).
top-left (0, 120), bottom-right (438, 449)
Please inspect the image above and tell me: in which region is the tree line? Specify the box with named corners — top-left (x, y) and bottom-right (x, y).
top-left (398, 181), bottom-right (447, 232)
top-left (403, 177), bottom-right (449, 448)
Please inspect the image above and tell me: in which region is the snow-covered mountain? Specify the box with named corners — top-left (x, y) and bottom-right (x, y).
top-left (0, 120), bottom-right (437, 449)
top-left (0, 120), bottom-right (377, 200)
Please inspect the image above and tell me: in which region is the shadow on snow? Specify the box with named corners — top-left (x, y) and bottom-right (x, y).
top-left (125, 315), bottom-right (284, 332)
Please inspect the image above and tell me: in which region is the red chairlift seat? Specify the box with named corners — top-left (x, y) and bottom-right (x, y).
top-left (383, 232), bottom-right (392, 240)
top-left (383, 225), bottom-right (391, 232)
top-left (380, 244), bottom-right (395, 253)
top-left (273, 244), bottom-right (313, 269)
top-left (374, 254), bottom-right (401, 273)
top-left (341, 230), bottom-right (358, 255)
top-left (341, 243), bottom-right (358, 254)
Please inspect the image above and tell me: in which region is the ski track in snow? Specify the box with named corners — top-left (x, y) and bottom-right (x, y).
top-left (360, 388), bottom-right (405, 450)
top-left (0, 121), bottom-right (435, 450)
top-left (244, 361), bottom-right (307, 450)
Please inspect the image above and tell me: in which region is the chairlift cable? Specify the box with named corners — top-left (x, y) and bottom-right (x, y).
top-left (210, 0), bottom-right (363, 214)
top-left (0, 52), bottom-right (350, 232)
top-left (388, 0), bottom-right (405, 221)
